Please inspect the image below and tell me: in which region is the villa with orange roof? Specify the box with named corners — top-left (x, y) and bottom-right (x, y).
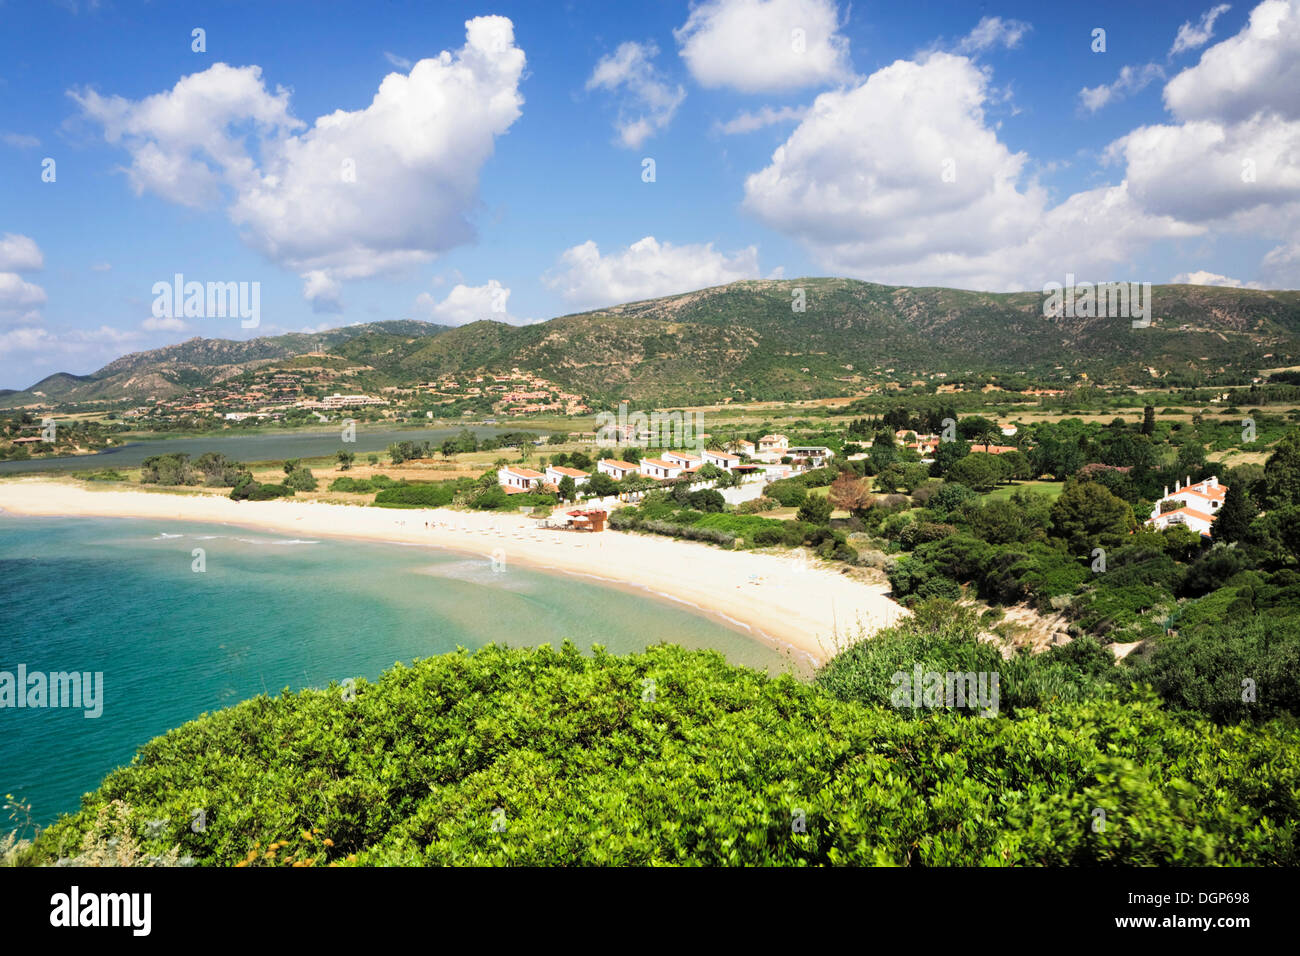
top-left (544, 464), bottom-right (590, 488)
top-left (661, 450), bottom-right (701, 471)
top-left (639, 458), bottom-right (685, 480)
top-left (703, 449), bottom-right (741, 470)
top-left (498, 466), bottom-right (545, 492)
top-left (1146, 476), bottom-right (1229, 537)
top-left (597, 458), bottom-right (639, 480)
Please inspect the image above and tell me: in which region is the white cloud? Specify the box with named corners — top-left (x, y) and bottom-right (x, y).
top-left (141, 315), bottom-right (190, 332)
top-left (544, 236), bottom-right (761, 309)
top-left (1163, 0), bottom-right (1300, 122)
top-left (1170, 269), bottom-right (1263, 286)
top-left (416, 279), bottom-right (521, 325)
top-left (1079, 63), bottom-right (1165, 112)
top-left (302, 270), bottom-right (343, 314)
top-left (384, 52), bottom-right (413, 70)
top-left (715, 104), bottom-right (809, 134)
top-left (955, 16), bottom-right (1032, 53)
top-left (0, 324), bottom-right (141, 356)
top-left (586, 41), bottom-right (685, 148)
top-left (675, 0), bottom-right (852, 93)
top-left (91, 262), bottom-right (112, 271)
top-left (0, 234), bottom-right (46, 324)
top-left (0, 233), bottom-right (44, 271)
top-left (1260, 239), bottom-right (1300, 284)
top-left (72, 17), bottom-right (526, 307)
top-left (0, 132), bottom-right (40, 148)
top-left (1171, 4), bottom-right (1234, 55)
top-left (742, 53), bottom-right (1199, 289)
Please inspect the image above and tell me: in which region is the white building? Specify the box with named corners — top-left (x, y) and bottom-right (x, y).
top-left (597, 458), bottom-right (639, 480)
top-left (1146, 476), bottom-right (1228, 537)
top-left (639, 458), bottom-right (685, 480)
top-left (702, 449), bottom-right (741, 471)
top-left (545, 465), bottom-right (590, 488)
top-left (498, 466), bottom-right (545, 491)
top-left (757, 434), bottom-right (789, 455)
top-left (787, 446), bottom-right (835, 468)
top-left (661, 451), bottom-right (701, 471)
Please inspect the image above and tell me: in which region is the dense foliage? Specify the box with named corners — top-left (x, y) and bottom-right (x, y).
top-left (18, 639), bottom-right (1299, 867)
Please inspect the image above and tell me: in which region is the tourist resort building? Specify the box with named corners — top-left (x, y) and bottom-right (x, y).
top-left (597, 458), bottom-right (639, 480)
top-left (639, 458), bottom-right (685, 480)
top-left (544, 465), bottom-right (590, 488)
top-left (1145, 476), bottom-right (1228, 537)
top-left (702, 449), bottom-right (741, 471)
top-left (498, 466), bottom-right (545, 492)
top-left (661, 450), bottom-right (702, 471)
top-left (787, 446), bottom-right (835, 468)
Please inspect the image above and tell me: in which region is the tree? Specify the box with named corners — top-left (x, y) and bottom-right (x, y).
top-left (1262, 428), bottom-right (1300, 509)
top-left (557, 475), bottom-right (577, 502)
top-left (797, 494), bottom-right (834, 525)
top-left (1141, 405), bottom-right (1156, 436)
top-left (336, 451), bottom-right (355, 471)
top-left (1214, 483), bottom-right (1256, 543)
top-left (948, 453), bottom-right (1001, 492)
top-left (585, 472), bottom-right (618, 498)
top-left (828, 472), bottom-right (874, 518)
top-left (1049, 481), bottom-right (1135, 554)
top-left (931, 438), bottom-right (970, 478)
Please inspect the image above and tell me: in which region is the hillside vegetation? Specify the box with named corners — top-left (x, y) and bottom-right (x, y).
top-left (7, 279), bottom-right (1300, 407)
top-left (12, 615), bottom-right (1299, 867)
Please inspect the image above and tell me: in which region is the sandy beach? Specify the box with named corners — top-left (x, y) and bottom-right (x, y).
top-left (0, 478), bottom-right (907, 665)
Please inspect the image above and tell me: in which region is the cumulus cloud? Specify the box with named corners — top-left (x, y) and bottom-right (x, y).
top-left (0, 234), bottom-right (46, 324)
top-left (675, 0), bottom-right (853, 93)
top-left (544, 236), bottom-right (761, 309)
top-left (715, 104), bottom-right (808, 134)
top-left (1170, 269), bottom-right (1264, 287)
top-left (1171, 4), bottom-right (1234, 55)
top-left (0, 233), bottom-right (44, 272)
top-left (302, 271), bottom-right (343, 314)
top-left (1163, 0), bottom-right (1300, 122)
top-left (1079, 63), bottom-right (1165, 112)
top-left (141, 315), bottom-right (190, 331)
top-left (71, 17), bottom-right (526, 306)
top-left (742, 53), bottom-right (1199, 289)
top-left (955, 16), bottom-right (1032, 54)
top-left (416, 279), bottom-right (521, 325)
top-left (586, 41), bottom-right (685, 148)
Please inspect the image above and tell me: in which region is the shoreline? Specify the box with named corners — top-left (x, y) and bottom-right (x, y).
top-left (0, 478), bottom-right (908, 665)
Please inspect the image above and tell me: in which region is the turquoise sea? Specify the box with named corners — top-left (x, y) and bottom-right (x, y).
top-left (0, 514), bottom-right (794, 826)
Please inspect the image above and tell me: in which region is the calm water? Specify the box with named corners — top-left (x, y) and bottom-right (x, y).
top-left (0, 425), bottom-right (505, 475)
top-left (0, 515), bottom-right (794, 825)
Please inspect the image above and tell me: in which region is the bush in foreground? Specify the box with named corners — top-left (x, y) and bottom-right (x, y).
top-left (21, 643), bottom-right (1300, 866)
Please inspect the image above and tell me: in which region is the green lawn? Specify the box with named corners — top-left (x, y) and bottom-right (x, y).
top-left (980, 479), bottom-right (1065, 502)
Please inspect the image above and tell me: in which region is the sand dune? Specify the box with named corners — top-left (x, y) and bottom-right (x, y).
top-left (0, 478), bottom-right (907, 665)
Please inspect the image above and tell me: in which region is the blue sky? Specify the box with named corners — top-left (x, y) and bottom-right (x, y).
top-left (1, 0), bottom-right (1297, 389)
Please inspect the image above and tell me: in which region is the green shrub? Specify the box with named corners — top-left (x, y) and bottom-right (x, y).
top-left (22, 642), bottom-right (1300, 866)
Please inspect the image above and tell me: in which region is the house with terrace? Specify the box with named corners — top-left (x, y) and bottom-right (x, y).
top-left (545, 464), bottom-right (590, 489)
top-left (1146, 476), bottom-right (1228, 537)
top-left (498, 466), bottom-right (545, 492)
top-left (597, 458), bottom-right (639, 481)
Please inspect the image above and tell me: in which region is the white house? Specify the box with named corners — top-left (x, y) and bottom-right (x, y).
top-left (498, 466), bottom-right (545, 491)
top-left (1146, 475), bottom-right (1229, 537)
top-left (787, 446), bottom-right (835, 468)
top-left (639, 458), bottom-right (685, 480)
top-left (662, 450), bottom-right (701, 470)
top-left (757, 434), bottom-right (789, 455)
top-left (597, 458), bottom-right (639, 480)
top-left (732, 439), bottom-right (756, 456)
top-left (703, 449), bottom-right (741, 471)
top-left (545, 465), bottom-right (590, 488)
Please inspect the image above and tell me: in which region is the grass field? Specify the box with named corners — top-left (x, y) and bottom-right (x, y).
top-left (980, 479), bottom-right (1065, 502)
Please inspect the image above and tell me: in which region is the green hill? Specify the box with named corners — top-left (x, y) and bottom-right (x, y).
top-left (8, 279), bottom-right (1300, 408)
